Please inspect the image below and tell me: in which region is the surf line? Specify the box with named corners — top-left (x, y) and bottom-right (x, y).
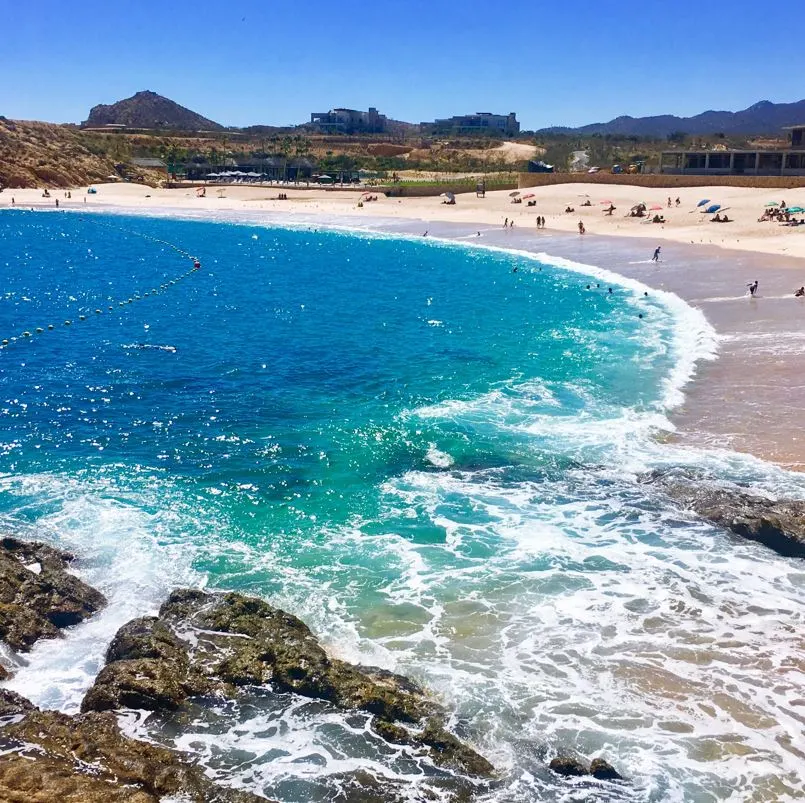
top-left (0, 214), bottom-right (202, 351)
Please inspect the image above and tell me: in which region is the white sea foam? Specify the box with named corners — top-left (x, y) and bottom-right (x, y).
top-left (0, 471), bottom-right (202, 711)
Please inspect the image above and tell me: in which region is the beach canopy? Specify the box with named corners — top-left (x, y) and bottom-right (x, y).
top-left (696, 199), bottom-right (710, 207)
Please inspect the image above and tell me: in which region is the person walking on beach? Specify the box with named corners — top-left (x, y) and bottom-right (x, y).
top-left (651, 246), bottom-right (661, 262)
top-left (667, 197), bottom-right (672, 208)
top-left (578, 220), bottom-right (585, 234)
top-left (747, 280), bottom-right (759, 297)
top-left (504, 218), bottom-right (508, 228)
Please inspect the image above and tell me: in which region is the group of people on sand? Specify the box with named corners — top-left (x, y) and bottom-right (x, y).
top-left (277, 193), bottom-right (289, 201)
top-left (667, 197), bottom-right (681, 207)
top-left (758, 200), bottom-right (803, 226)
top-left (711, 212), bottom-right (731, 223)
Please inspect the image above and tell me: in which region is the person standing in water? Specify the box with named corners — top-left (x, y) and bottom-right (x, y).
top-left (651, 246), bottom-right (661, 262)
top-left (747, 280), bottom-right (759, 297)
top-left (578, 220), bottom-right (585, 234)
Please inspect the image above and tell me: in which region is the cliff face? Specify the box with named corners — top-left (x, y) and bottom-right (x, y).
top-left (0, 117), bottom-right (117, 188)
top-left (83, 90), bottom-right (223, 131)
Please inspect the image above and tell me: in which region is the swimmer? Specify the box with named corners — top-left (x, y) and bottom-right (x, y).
top-left (651, 246), bottom-right (661, 262)
top-left (608, 288), bottom-right (613, 294)
top-left (193, 260), bottom-right (201, 269)
top-left (644, 291), bottom-right (648, 297)
top-left (747, 280), bottom-right (759, 297)
top-left (513, 267), bottom-right (518, 273)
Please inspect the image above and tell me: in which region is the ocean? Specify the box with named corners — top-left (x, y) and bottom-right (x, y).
top-left (1, 210), bottom-right (804, 802)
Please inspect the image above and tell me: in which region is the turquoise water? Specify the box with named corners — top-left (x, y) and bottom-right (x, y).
top-left (2, 210), bottom-right (804, 802)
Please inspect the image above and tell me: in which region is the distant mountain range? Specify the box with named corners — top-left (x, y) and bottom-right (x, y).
top-left (537, 99), bottom-right (805, 138)
top-left (83, 91), bottom-right (223, 131)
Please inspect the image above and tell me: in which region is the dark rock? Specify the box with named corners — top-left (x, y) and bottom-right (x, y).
top-left (83, 588), bottom-right (495, 778)
top-left (549, 756), bottom-right (589, 776)
top-left (0, 535), bottom-right (106, 653)
top-left (0, 706), bottom-right (270, 802)
top-left (642, 470), bottom-right (805, 558)
top-left (81, 617), bottom-right (211, 713)
top-left (416, 719), bottom-right (496, 776)
top-left (0, 688), bottom-right (35, 718)
top-left (590, 757), bottom-right (623, 780)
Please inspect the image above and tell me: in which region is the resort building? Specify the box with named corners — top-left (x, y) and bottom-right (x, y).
top-left (309, 108), bottom-right (387, 134)
top-left (422, 112), bottom-right (520, 137)
top-left (660, 125), bottom-right (805, 176)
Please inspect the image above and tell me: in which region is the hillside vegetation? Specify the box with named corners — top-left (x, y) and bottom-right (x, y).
top-left (0, 118), bottom-right (117, 188)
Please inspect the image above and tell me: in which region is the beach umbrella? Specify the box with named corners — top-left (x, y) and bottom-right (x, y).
top-left (649, 204), bottom-right (663, 210)
top-left (696, 199), bottom-right (710, 207)
top-left (786, 206), bottom-right (805, 213)
top-left (704, 204), bottom-right (721, 214)
top-left (509, 191), bottom-right (520, 197)
top-left (765, 201), bottom-right (780, 207)
top-left (599, 200), bottom-right (613, 204)
top-left (522, 193), bottom-right (535, 199)
top-left (440, 191), bottom-right (456, 201)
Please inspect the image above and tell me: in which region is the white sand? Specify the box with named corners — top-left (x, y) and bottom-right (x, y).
top-left (4, 181), bottom-right (804, 260)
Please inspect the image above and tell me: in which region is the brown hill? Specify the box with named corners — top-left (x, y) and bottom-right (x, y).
top-left (84, 90), bottom-right (223, 132)
top-left (0, 118), bottom-right (118, 188)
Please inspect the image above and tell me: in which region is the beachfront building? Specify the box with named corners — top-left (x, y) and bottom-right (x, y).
top-left (660, 125), bottom-right (805, 176)
top-left (421, 112), bottom-right (520, 137)
top-left (309, 108), bottom-right (387, 134)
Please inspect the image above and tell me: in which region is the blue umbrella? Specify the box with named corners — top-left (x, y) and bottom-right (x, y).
top-left (697, 199), bottom-right (710, 207)
top-left (705, 204), bottom-right (721, 214)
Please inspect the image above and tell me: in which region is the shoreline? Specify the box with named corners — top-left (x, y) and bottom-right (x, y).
top-left (4, 182), bottom-right (805, 469)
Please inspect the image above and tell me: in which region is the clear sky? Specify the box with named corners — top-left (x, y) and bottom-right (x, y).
top-left (2, 0), bottom-right (803, 130)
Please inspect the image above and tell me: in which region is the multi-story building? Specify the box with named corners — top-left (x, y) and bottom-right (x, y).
top-left (309, 107), bottom-right (387, 134)
top-left (422, 112), bottom-right (520, 136)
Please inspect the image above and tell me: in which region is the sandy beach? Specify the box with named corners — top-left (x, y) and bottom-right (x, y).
top-left (4, 181), bottom-right (805, 468)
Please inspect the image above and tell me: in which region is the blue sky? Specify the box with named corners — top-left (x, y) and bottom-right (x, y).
top-left (2, 0), bottom-right (803, 130)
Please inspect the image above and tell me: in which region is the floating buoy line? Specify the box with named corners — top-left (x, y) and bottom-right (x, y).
top-left (0, 213), bottom-right (202, 351)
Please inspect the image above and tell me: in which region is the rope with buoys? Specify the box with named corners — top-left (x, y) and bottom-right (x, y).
top-left (0, 213), bottom-right (202, 351)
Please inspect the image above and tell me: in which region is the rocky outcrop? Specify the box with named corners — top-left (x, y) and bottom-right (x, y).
top-left (549, 755), bottom-right (623, 781)
top-left (0, 536), bottom-right (105, 658)
top-left (82, 588), bottom-right (494, 778)
top-left (83, 90), bottom-right (223, 131)
top-left (642, 470), bottom-right (805, 558)
top-left (0, 694), bottom-right (270, 803)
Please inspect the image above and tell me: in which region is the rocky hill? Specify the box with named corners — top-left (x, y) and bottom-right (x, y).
top-left (83, 90), bottom-right (223, 131)
top-left (539, 99), bottom-right (805, 138)
top-left (0, 117), bottom-right (118, 188)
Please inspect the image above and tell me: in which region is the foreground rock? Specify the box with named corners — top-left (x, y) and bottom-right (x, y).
top-left (642, 470), bottom-right (805, 558)
top-left (0, 690), bottom-right (269, 803)
top-left (550, 755), bottom-right (623, 781)
top-left (82, 588), bottom-right (494, 778)
top-left (0, 536), bottom-right (106, 656)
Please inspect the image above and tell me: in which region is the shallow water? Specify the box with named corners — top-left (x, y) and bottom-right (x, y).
top-left (1, 210), bottom-right (804, 802)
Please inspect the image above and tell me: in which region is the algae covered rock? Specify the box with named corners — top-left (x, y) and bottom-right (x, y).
top-left (82, 588), bottom-right (495, 779)
top-left (642, 469), bottom-right (805, 558)
top-left (0, 535), bottom-right (106, 653)
top-left (0, 703), bottom-right (271, 802)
